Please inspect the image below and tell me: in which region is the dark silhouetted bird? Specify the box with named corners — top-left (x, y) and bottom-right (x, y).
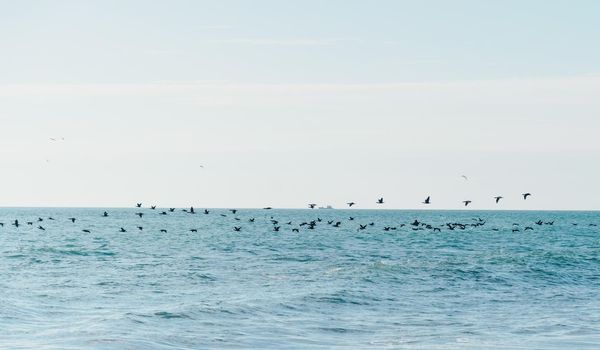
top-left (494, 196), bottom-right (503, 204)
top-left (234, 226), bottom-right (241, 231)
top-left (68, 218), bottom-right (76, 223)
top-left (376, 198), bottom-right (384, 204)
top-left (347, 202), bottom-right (355, 207)
top-left (309, 203), bottom-right (316, 209)
top-left (423, 196), bottom-right (430, 204)
top-left (463, 200), bottom-right (472, 207)
top-left (522, 193), bottom-right (531, 200)
top-left (136, 203), bottom-right (142, 208)
top-left (120, 227), bottom-right (127, 232)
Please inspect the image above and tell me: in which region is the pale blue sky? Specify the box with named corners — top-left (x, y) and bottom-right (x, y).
top-left (1, 1), bottom-right (599, 209)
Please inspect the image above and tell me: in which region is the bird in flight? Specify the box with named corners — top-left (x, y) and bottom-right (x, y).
top-left (308, 203), bottom-right (316, 209)
top-left (422, 196), bottom-right (431, 204)
top-left (347, 202), bottom-right (355, 207)
top-left (376, 198), bottom-right (384, 204)
top-left (461, 175), bottom-right (468, 181)
top-left (494, 196), bottom-right (503, 204)
top-left (136, 203), bottom-right (142, 208)
top-left (463, 200), bottom-right (472, 207)
top-left (522, 193), bottom-right (532, 200)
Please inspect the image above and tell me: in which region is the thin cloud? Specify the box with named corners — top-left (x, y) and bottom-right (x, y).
top-left (208, 37), bottom-right (359, 46)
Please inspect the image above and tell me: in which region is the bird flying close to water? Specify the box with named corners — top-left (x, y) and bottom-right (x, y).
top-left (376, 198), bottom-right (384, 204)
top-left (463, 200), bottom-right (472, 207)
top-left (522, 193), bottom-right (532, 200)
top-left (494, 196), bottom-right (503, 204)
top-left (423, 196), bottom-right (431, 204)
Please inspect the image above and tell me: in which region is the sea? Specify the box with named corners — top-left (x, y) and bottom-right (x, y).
top-left (0, 208), bottom-right (599, 349)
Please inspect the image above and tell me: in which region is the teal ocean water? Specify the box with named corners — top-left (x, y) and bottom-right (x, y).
top-left (1, 208), bottom-right (599, 349)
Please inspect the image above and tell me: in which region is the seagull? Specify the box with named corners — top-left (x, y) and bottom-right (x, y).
top-left (494, 196), bottom-right (503, 204)
top-left (136, 212), bottom-right (144, 218)
top-left (136, 203), bottom-right (142, 208)
top-left (522, 193), bottom-right (532, 200)
top-left (137, 226), bottom-right (143, 231)
top-left (422, 196), bottom-right (431, 204)
top-left (233, 226), bottom-right (241, 232)
top-left (347, 202), bottom-right (355, 207)
top-left (38, 225), bottom-right (45, 231)
top-left (102, 211), bottom-right (109, 217)
top-left (68, 218), bottom-right (76, 223)
top-left (273, 226), bottom-right (280, 232)
top-left (150, 205), bottom-right (156, 210)
top-left (82, 229), bottom-right (91, 233)
top-left (160, 229), bottom-right (167, 233)
top-left (190, 207), bottom-right (195, 214)
top-left (308, 203), bottom-right (316, 209)
top-left (190, 229), bottom-right (198, 232)
top-left (169, 208), bottom-right (175, 212)
top-left (204, 209), bottom-right (209, 215)
top-left (119, 227), bottom-right (127, 232)
top-left (230, 209), bottom-right (237, 214)
top-left (376, 197), bottom-right (384, 204)
top-left (463, 200), bottom-right (472, 207)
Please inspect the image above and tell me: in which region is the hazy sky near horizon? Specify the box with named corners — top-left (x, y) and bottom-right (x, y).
top-left (1, 0), bottom-right (600, 209)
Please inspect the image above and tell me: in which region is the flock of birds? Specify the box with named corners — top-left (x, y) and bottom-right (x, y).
top-left (3, 192), bottom-right (596, 234)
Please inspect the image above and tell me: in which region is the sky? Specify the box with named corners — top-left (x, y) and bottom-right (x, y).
top-left (0, 0), bottom-right (599, 209)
